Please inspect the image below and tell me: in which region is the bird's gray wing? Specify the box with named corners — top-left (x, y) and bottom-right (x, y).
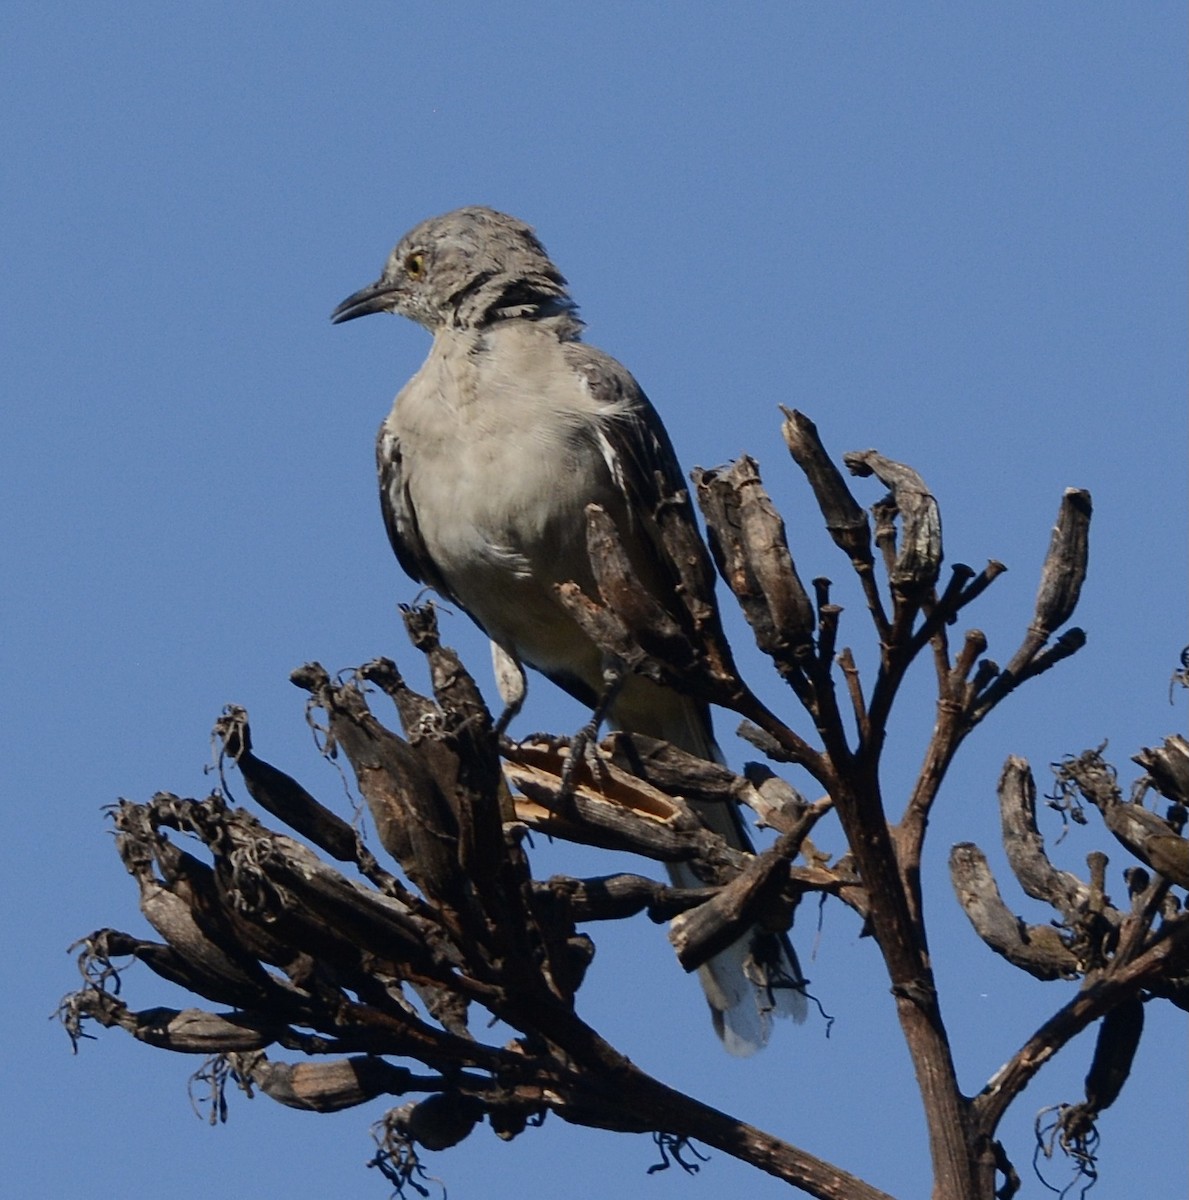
top-left (562, 342), bottom-right (719, 633)
top-left (561, 340), bottom-right (724, 744)
top-left (375, 424), bottom-right (458, 604)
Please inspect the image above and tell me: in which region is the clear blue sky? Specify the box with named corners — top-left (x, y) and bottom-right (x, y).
top-left (4, 5), bottom-right (1185, 1197)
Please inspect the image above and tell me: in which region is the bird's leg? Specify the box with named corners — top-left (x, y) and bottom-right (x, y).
top-left (491, 641), bottom-right (528, 738)
top-left (559, 654), bottom-right (625, 799)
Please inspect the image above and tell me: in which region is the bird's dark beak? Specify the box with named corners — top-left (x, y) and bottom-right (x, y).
top-left (330, 279), bottom-right (401, 324)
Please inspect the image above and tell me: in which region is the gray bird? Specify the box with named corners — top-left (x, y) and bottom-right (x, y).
top-left (332, 206), bottom-right (805, 1053)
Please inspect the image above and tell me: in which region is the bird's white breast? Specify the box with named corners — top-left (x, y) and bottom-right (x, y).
top-left (384, 322), bottom-right (624, 673)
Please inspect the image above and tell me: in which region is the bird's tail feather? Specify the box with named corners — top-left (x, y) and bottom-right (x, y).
top-left (616, 681), bottom-right (807, 1055)
top-left (667, 848), bottom-right (808, 1058)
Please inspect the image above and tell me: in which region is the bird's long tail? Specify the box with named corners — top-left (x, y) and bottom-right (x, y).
top-left (613, 680), bottom-right (807, 1056)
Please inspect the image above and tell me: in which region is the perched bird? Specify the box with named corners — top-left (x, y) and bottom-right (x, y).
top-left (332, 206), bottom-right (805, 1053)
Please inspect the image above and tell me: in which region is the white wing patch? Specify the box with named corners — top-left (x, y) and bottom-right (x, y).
top-left (594, 426), bottom-right (629, 497)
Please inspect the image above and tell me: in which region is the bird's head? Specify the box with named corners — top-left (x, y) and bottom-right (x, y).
top-left (331, 206), bottom-right (576, 333)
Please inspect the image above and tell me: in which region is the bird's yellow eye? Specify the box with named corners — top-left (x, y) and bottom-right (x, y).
top-left (404, 251), bottom-right (426, 280)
